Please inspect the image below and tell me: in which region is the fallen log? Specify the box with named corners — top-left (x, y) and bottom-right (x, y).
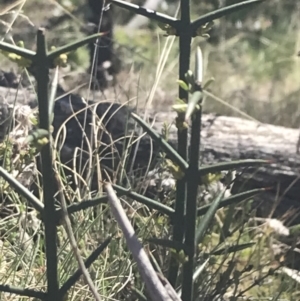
top-left (152, 111), bottom-right (300, 222)
top-left (1, 82), bottom-right (300, 222)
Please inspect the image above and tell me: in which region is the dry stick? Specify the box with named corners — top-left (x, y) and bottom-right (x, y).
top-left (57, 178), bottom-right (102, 301)
top-left (105, 183), bottom-right (182, 301)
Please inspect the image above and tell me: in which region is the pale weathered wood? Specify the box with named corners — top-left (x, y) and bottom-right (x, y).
top-left (2, 84), bottom-right (300, 220)
top-left (0, 86), bottom-right (36, 106)
top-left (152, 111), bottom-right (300, 221)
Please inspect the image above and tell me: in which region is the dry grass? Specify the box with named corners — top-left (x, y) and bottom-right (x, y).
top-left (0, 1), bottom-right (299, 301)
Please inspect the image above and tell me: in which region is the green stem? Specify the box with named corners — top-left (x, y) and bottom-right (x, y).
top-left (36, 28), bottom-right (59, 300)
top-left (167, 0), bottom-right (191, 289)
top-left (0, 284), bottom-right (45, 299)
top-left (182, 96), bottom-right (202, 301)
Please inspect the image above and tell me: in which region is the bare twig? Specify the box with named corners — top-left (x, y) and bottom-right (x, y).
top-left (105, 182), bottom-right (182, 301)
